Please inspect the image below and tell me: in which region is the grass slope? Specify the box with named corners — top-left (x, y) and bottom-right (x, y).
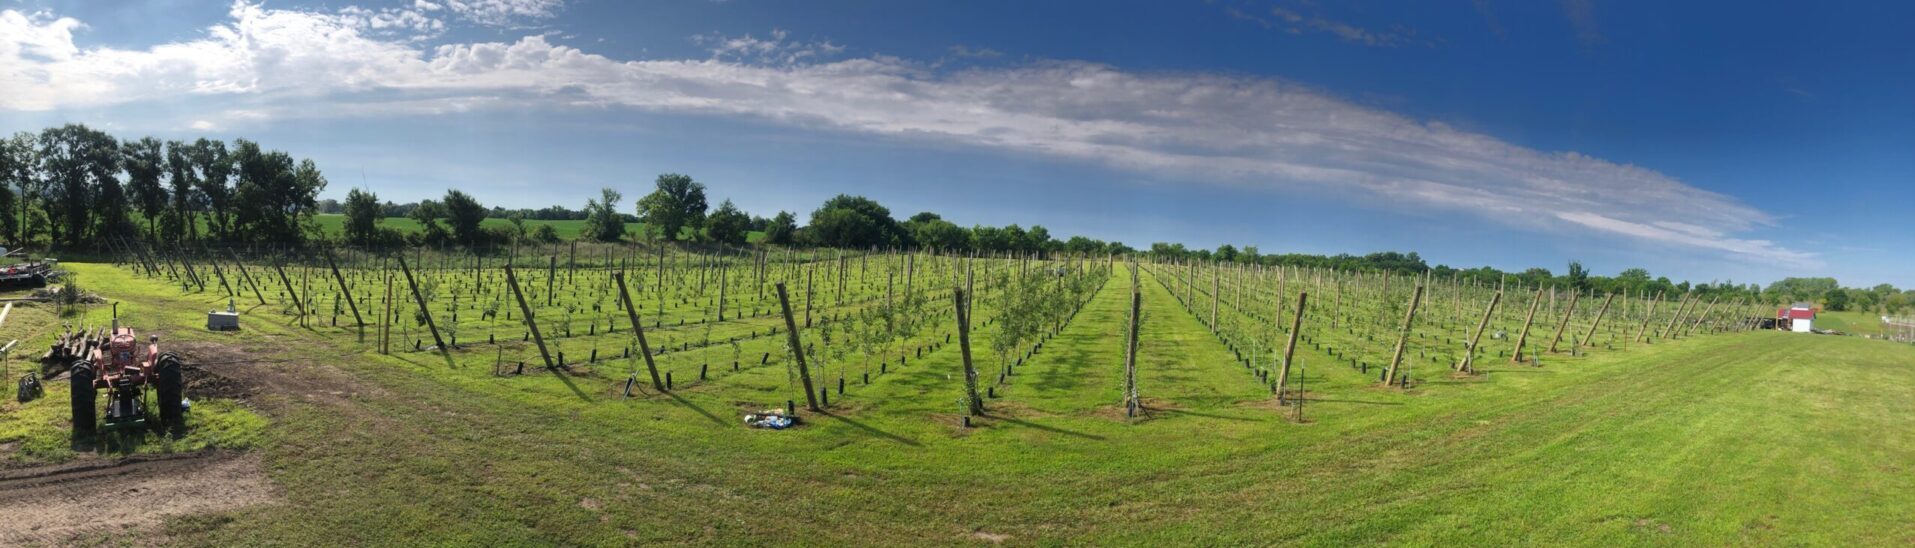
top-left (11, 264), bottom-right (1915, 545)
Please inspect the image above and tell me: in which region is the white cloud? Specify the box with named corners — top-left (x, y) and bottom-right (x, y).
top-left (0, 2), bottom-right (1810, 266)
top-left (443, 0), bottom-right (563, 27)
top-left (190, 119), bottom-right (218, 130)
top-left (694, 29), bottom-right (844, 66)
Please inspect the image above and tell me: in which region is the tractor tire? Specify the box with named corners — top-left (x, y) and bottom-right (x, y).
top-left (70, 361), bottom-right (97, 436)
top-left (155, 353), bottom-right (185, 435)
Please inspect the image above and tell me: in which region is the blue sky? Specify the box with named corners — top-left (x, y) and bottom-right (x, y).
top-left (2, 0), bottom-right (1910, 287)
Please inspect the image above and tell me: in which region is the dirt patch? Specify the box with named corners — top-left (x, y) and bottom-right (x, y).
top-left (0, 450), bottom-right (279, 546)
top-left (970, 530), bottom-right (1011, 543)
top-left (165, 339), bottom-right (385, 413)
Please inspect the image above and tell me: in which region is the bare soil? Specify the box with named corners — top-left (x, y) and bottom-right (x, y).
top-left (0, 450), bottom-right (279, 546)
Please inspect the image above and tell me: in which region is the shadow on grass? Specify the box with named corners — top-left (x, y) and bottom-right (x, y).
top-left (818, 411), bottom-right (922, 447)
top-left (1299, 397), bottom-right (1403, 406)
top-left (664, 390), bottom-right (730, 427)
top-left (547, 366), bottom-right (592, 402)
top-left (1154, 407), bottom-right (1262, 421)
top-left (1478, 367), bottom-right (1554, 375)
top-left (984, 414), bottom-right (1106, 441)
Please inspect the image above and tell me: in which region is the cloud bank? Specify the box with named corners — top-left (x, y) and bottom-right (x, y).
top-left (0, 2), bottom-right (1811, 266)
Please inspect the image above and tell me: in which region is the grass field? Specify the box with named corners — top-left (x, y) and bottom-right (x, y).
top-left (4, 257), bottom-right (1914, 545)
top-left (1812, 310), bottom-right (1887, 336)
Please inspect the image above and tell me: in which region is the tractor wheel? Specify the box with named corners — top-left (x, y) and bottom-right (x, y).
top-left (70, 361), bottom-right (97, 436)
top-left (155, 353), bottom-right (185, 435)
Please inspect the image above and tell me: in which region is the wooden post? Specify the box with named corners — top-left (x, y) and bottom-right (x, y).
top-left (382, 268), bottom-right (393, 354)
top-left (227, 249), bottom-right (269, 306)
top-left (716, 258), bottom-right (728, 322)
top-left (955, 287), bottom-right (983, 417)
top-left (1456, 290), bottom-right (1502, 373)
top-left (397, 255), bottom-right (448, 354)
top-left (324, 249), bottom-right (365, 331)
top-left (208, 256), bottom-right (234, 297)
top-left (1635, 291), bottom-right (1665, 343)
top-left (1684, 296), bottom-right (1720, 337)
top-left (776, 282), bottom-right (821, 412)
top-left (504, 264), bottom-right (553, 368)
top-left (1275, 292), bottom-right (1308, 404)
top-left (272, 255), bottom-right (307, 317)
top-left (546, 256), bottom-right (557, 306)
top-left (1661, 294), bottom-right (1695, 340)
top-left (614, 272), bottom-right (664, 391)
top-left (1123, 275), bottom-right (1142, 417)
top-left (1581, 292), bottom-right (1616, 347)
top-left (1509, 288), bottom-right (1544, 362)
top-left (1383, 284), bottom-right (1424, 386)
top-left (1210, 263), bottom-right (1219, 330)
top-left (1545, 291), bottom-right (1581, 353)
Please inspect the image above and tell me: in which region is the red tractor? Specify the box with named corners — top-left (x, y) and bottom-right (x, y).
top-left (69, 325), bottom-right (184, 436)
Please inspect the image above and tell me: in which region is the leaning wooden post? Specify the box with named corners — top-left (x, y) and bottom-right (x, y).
top-left (1634, 291), bottom-right (1665, 343)
top-left (776, 282), bottom-right (822, 412)
top-left (1210, 263), bottom-right (1220, 331)
top-left (1684, 296), bottom-right (1721, 337)
top-left (1457, 290), bottom-right (1502, 373)
top-left (1580, 292), bottom-right (1616, 348)
top-left (271, 255), bottom-right (307, 317)
top-left (1661, 294), bottom-right (1695, 340)
top-left (397, 254), bottom-right (448, 354)
top-left (954, 287), bottom-right (983, 417)
top-left (504, 264), bottom-right (553, 368)
top-left (715, 259), bottom-right (729, 322)
top-left (613, 272), bottom-right (664, 391)
top-left (1383, 284), bottom-right (1424, 386)
top-left (1509, 288), bottom-right (1544, 362)
top-left (227, 249), bottom-right (269, 306)
top-left (1123, 279), bottom-right (1143, 417)
top-left (1545, 291), bottom-right (1581, 353)
top-left (208, 257), bottom-right (234, 297)
top-left (1275, 292), bottom-right (1308, 404)
top-left (324, 249), bottom-right (365, 332)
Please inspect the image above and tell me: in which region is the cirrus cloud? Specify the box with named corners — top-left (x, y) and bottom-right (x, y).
top-left (0, 1), bottom-right (1813, 267)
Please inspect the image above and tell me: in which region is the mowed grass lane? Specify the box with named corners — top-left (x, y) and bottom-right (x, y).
top-left (52, 264), bottom-right (1915, 545)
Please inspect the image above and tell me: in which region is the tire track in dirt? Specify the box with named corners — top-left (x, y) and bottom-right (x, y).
top-left (0, 450), bottom-right (278, 546)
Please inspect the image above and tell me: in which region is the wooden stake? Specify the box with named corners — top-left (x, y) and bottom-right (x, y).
top-left (614, 271), bottom-right (664, 391)
top-left (776, 282), bottom-right (821, 412)
top-left (1509, 288), bottom-right (1544, 362)
top-left (1383, 284), bottom-right (1424, 386)
top-left (324, 249), bottom-right (365, 332)
top-left (1457, 290), bottom-right (1502, 373)
top-left (397, 254), bottom-right (448, 354)
top-left (1545, 291), bottom-right (1581, 354)
top-left (1275, 291), bottom-right (1308, 404)
top-left (955, 287), bottom-right (983, 417)
top-left (1581, 292), bottom-right (1616, 347)
top-left (504, 264), bottom-right (552, 368)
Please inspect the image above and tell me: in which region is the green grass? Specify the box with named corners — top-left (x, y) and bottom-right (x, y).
top-left (10, 260), bottom-right (1915, 545)
top-left (1812, 310), bottom-right (1886, 336)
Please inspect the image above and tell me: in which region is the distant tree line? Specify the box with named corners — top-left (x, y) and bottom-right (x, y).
top-left (0, 124), bottom-right (326, 248)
